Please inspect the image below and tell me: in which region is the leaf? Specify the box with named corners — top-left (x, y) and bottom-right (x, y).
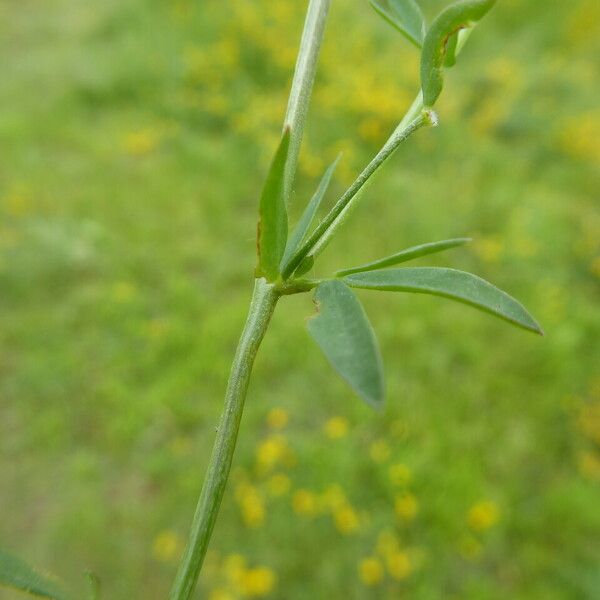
top-left (335, 238), bottom-right (471, 276)
top-left (369, 0), bottom-right (426, 48)
top-left (343, 267), bottom-right (543, 334)
top-left (0, 549), bottom-right (70, 600)
top-left (420, 0), bottom-right (496, 107)
top-left (280, 155), bottom-right (340, 272)
top-left (256, 129), bottom-right (290, 281)
top-left (308, 280), bottom-right (385, 408)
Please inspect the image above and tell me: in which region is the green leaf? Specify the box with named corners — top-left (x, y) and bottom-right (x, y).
top-left (0, 549), bottom-right (70, 600)
top-left (256, 129), bottom-right (290, 281)
top-left (369, 0), bottom-right (426, 48)
top-left (307, 280), bottom-right (385, 408)
top-left (343, 267), bottom-right (543, 334)
top-left (281, 155), bottom-right (340, 272)
top-left (420, 0), bottom-right (496, 107)
top-left (335, 238), bottom-right (471, 276)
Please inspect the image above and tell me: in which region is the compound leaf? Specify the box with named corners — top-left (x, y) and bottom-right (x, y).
top-left (344, 267), bottom-right (543, 334)
top-left (308, 280), bottom-right (385, 408)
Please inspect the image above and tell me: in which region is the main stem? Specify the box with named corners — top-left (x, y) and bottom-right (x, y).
top-left (169, 278), bottom-right (279, 600)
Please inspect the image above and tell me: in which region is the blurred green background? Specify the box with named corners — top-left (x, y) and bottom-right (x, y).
top-left (1, 0), bottom-right (599, 598)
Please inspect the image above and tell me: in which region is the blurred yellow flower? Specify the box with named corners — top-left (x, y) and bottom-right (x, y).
top-left (324, 416), bottom-right (349, 439)
top-left (152, 530), bottom-right (182, 563)
top-left (266, 473), bottom-right (291, 497)
top-left (321, 484), bottom-right (346, 511)
top-left (577, 401), bottom-right (600, 444)
top-left (376, 530), bottom-right (399, 558)
top-left (369, 439), bottom-right (391, 463)
top-left (236, 484), bottom-right (265, 528)
top-left (386, 550), bottom-right (412, 581)
top-left (224, 554), bottom-right (246, 586)
top-left (467, 501), bottom-right (500, 531)
top-left (558, 112), bottom-right (600, 167)
top-left (112, 281), bottom-right (136, 303)
top-left (266, 407), bottom-right (288, 430)
top-left (358, 557), bottom-right (384, 586)
top-left (395, 493), bottom-right (419, 522)
top-left (577, 451), bottom-right (600, 481)
top-left (474, 236), bottom-right (504, 263)
top-left (333, 505), bottom-right (360, 534)
top-left (459, 536), bottom-right (483, 561)
top-left (255, 434), bottom-right (289, 473)
top-left (389, 463), bottom-right (412, 487)
top-left (122, 128), bottom-right (161, 157)
top-left (209, 589), bottom-right (234, 600)
top-left (292, 489), bottom-right (318, 517)
top-left (237, 567), bottom-right (276, 597)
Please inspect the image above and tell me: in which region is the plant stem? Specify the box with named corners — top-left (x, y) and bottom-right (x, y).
top-left (282, 95), bottom-right (433, 279)
top-left (169, 278), bottom-right (279, 600)
top-left (283, 0), bottom-right (331, 205)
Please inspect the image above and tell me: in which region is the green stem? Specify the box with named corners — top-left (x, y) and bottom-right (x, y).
top-left (283, 0), bottom-right (331, 205)
top-left (282, 94), bottom-right (433, 279)
top-left (169, 278), bottom-right (279, 600)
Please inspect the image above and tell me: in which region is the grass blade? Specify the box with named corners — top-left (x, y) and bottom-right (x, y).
top-left (335, 237), bottom-right (471, 276)
top-left (281, 155), bottom-right (340, 272)
top-left (308, 280), bottom-right (385, 408)
top-left (344, 267), bottom-right (543, 334)
top-left (420, 0), bottom-right (496, 107)
top-left (0, 549), bottom-right (70, 600)
top-left (256, 129), bottom-right (291, 281)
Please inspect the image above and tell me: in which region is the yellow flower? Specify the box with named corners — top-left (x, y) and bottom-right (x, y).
top-left (237, 567), bottom-right (276, 597)
top-left (577, 401), bottom-right (600, 444)
top-left (321, 484), bottom-right (346, 511)
top-left (324, 417), bottom-right (349, 439)
top-left (333, 505), bottom-right (360, 534)
top-left (395, 493), bottom-right (419, 521)
top-left (369, 439), bottom-right (391, 463)
top-left (376, 530), bottom-right (399, 558)
top-left (224, 554), bottom-right (247, 586)
top-left (209, 589), bottom-right (234, 600)
top-left (292, 489), bottom-right (318, 517)
top-left (122, 128), bottom-right (161, 157)
top-left (266, 473), bottom-right (291, 497)
top-left (458, 536), bottom-right (483, 561)
top-left (266, 408), bottom-right (288, 430)
top-left (358, 557), bottom-right (384, 586)
top-left (577, 451), bottom-right (600, 481)
top-left (467, 501), bottom-right (500, 531)
top-left (386, 551), bottom-right (412, 581)
top-left (236, 484), bottom-right (265, 528)
top-left (388, 463), bottom-right (412, 487)
top-left (152, 530), bottom-right (182, 563)
top-left (255, 435), bottom-right (288, 473)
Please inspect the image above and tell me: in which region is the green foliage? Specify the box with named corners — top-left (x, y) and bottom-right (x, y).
top-left (421, 0), bottom-right (496, 107)
top-left (307, 281), bottom-right (384, 408)
top-left (0, 549), bottom-right (70, 600)
top-left (343, 267), bottom-right (543, 334)
top-left (256, 129), bottom-right (290, 281)
top-left (281, 155), bottom-right (340, 273)
top-left (369, 0), bottom-right (426, 47)
top-left (335, 238), bottom-right (471, 276)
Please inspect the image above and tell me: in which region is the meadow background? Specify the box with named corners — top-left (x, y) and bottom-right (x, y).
top-left (1, 0), bottom-right (599, 598)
